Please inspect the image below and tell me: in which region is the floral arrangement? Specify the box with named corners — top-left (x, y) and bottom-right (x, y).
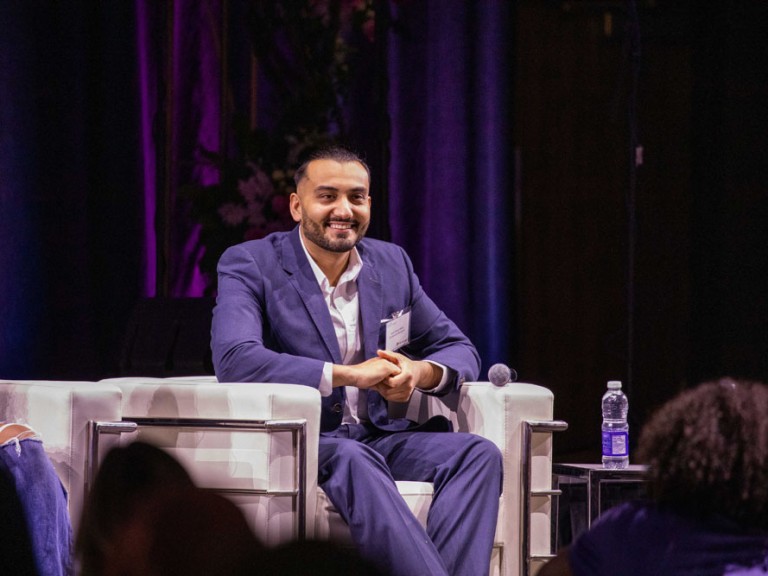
top-left (183, 0), bottom-right (375, 292)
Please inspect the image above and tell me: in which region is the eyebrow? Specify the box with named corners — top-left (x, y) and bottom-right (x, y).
top-left (314, 185), bottom-right (368, 194)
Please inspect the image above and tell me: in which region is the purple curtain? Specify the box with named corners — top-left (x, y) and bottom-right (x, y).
top-left (1, 1), bottom-right (515, 379)
top-left (0, 2), bottom-right (143, 378)
top-left (388, 1), bottom-right (515, 368)
top-left (136, 0), bottom-right (226, 297)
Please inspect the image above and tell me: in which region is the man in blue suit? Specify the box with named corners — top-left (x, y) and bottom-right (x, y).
top-left (212, 147), bottom-right (502, 576)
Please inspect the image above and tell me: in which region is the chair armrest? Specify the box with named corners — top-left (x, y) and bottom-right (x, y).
top-left (405, 381), bottom-right (554, 441)
top-left (406, 382), bottom-right (556, 490)
top-left (404, 382), bottom-right (558, 576)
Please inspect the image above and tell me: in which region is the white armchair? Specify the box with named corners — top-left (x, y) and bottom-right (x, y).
top-left (99, 377), bottom-right (321, 547)
top-left (390, 382), bottom-right (564, 576)
top-left (101, 377), bottom-right (563, 576)
top-left (1, 377), bottom-right (564, 576)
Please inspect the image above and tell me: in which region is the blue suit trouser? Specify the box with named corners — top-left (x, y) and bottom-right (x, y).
top-left (318, 430), bottom-right (503, 576)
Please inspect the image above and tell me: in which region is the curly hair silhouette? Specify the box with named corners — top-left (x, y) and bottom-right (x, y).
top-left (638, 377), bottom-right (768, 530)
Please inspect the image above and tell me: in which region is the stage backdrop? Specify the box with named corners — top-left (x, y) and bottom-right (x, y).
top-left (0, 1), bottom-right (516, 379)
top-left (0, 2), bottom-right (143, 379)
top-left (387, 1), bottom-right (515, 367)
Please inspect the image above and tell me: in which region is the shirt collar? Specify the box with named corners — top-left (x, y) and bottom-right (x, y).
top-left (299, 231), bottom-right (363, 291)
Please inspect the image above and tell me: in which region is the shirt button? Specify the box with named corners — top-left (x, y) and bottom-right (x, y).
top-left (332, 403), bottom-right (343, 413)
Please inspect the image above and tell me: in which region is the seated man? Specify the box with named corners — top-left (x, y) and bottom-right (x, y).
top-left (212, 146), bottom-right (502, 576)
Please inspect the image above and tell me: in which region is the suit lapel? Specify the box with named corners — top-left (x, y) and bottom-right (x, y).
top-left (357, 253), bottom-right (384, 358)
top-left (279, 229), bottom-right (342, 363)
top-left (357, 256), bottom-right (389, 425)
top-left (281, 231), bottom-right (390, 426)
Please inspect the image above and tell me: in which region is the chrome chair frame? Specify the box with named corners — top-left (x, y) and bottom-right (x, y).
top-left (521, 419), bottom-right (568, 576)
top-left (87, 417), bottom-right (308, 540)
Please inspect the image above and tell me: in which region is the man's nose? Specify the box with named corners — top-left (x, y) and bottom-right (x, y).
top-left (331, 196), bottom-right (353, 218)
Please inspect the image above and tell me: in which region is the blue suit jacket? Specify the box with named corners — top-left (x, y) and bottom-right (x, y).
top-left (212, 227), bottom-right (480, 433)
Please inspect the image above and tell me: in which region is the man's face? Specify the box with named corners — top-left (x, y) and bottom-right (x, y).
top-left (290, 159), bottom-right (371, 254)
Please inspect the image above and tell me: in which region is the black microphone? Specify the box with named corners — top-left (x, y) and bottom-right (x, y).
top-left (488, 363), bottom-right (518, 387)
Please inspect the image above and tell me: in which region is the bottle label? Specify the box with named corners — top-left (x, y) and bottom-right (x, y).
top-left (602, 430), bottom-right (628, 457)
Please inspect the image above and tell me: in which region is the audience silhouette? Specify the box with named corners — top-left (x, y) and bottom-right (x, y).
top-left (76, 440), bottom-right (381, 575)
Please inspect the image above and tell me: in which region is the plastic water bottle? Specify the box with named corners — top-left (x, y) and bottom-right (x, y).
top-left (602, 380), bottom-right (629, 469)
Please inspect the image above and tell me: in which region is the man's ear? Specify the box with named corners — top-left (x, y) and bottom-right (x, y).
top-left (289, 192), bottom-right (302, 223)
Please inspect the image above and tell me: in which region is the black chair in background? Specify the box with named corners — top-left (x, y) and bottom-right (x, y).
top-left (119, 297), bottom-right (215, 377)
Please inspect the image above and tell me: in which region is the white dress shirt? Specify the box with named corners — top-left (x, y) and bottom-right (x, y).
top-left (299, 234), bottom-right (450, 424)
top-left (300, 235), bottom-right (368, 423)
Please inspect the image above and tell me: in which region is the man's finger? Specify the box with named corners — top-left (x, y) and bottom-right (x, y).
top-left (377, 349), bottom-right (403, 365)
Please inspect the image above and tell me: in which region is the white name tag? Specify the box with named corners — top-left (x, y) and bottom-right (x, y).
top-left (383, 310), bottom-right (411, 351)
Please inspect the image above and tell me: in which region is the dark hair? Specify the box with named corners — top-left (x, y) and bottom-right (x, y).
top-left (293, 146), bottom-right (370, 187)
top-left (75, 441), bottom-right (196, 575)
top-left (637, 378), bottom-right (768, 529)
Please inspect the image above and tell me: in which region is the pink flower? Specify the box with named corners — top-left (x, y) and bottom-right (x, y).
top-left (238, 167), bottom-right (274, 203)
top-left (341, 0), bottom-right (366, 20)
top-left (218, 203), bottom-right (248, 227)
top-left (362, 18), bottom-right (375, 42)
top-left (308, 0), bottom-right (331, 26)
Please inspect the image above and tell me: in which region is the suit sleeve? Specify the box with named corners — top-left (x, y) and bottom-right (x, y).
top-left (211, 243), bottom-right (326, 387)
top-left (397, 247), bottom-right (481, 393)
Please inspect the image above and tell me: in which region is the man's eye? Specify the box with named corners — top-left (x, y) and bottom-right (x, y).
top-left (352, 195), bottom-right (367, 203)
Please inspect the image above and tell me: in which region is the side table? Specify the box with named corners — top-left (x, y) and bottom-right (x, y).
top-left (552, 463), bottom-right (648, 548)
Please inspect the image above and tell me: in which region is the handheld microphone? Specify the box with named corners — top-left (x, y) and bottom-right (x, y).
top-left (488, 363), bottom-right (518, 387)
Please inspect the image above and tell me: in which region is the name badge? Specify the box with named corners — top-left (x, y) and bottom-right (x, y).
top-left (382, 308), bottom-right (411, 351)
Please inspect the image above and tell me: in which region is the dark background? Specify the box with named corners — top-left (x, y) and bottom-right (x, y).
top-left (1, 1), bottom-right (766, 461)
top-left (515, 0), bottom-right (768, 457)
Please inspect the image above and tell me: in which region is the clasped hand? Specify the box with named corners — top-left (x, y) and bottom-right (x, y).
top-left (372, 350), bottom-right (435, 403)
top-left (339, 351), bottom-right (440, 403)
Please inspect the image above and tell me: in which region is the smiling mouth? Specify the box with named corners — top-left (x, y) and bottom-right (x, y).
top-left (327, 221), bottom-right (356, 231)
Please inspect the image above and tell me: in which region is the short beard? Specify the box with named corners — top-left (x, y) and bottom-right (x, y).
top-left (301, 215), bottom-right (368, 253)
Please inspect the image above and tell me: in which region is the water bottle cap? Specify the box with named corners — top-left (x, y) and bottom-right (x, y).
top-left (607, 380), bottom-right (622, 389)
